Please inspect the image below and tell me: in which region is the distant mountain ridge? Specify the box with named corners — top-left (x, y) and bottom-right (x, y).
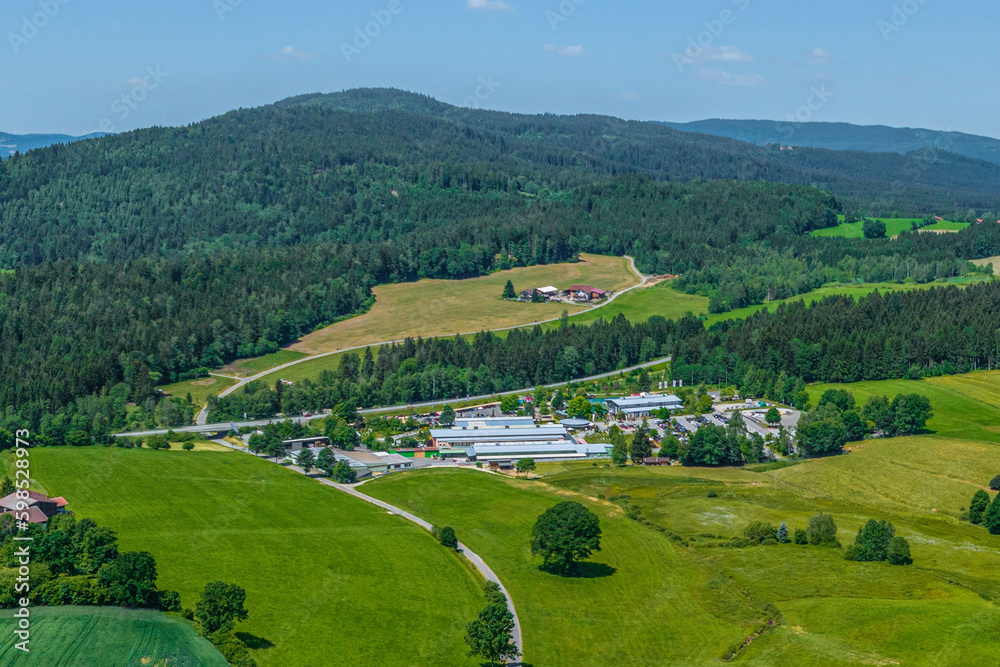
top-left (657, 119), bottom-right (1000, 166)
top-left (0, 131), bottom-right (107, 157)
top-left (272, 89), bottom-right (1000, 213)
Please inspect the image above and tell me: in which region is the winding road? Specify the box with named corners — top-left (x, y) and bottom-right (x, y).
top-left (320, 476), bottom-right (523, 662)
top-left (193, 256), bottom-right (650, 424)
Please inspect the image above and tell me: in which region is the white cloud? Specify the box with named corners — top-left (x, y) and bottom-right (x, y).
top-left (467, 0), bottom-right (513, 10)
top-left (805, 48), bottom-right (834, 65)
top-left (544, 44), bottom-right (589, 57)
top-left (697, 68), bottom-right (764, 86)
top-left (128, 77), bottom-right (145, 86)
top-left (272, 45), bottom-right (314, 60)
top-left (701, 45), bottom-right (753, 63)
top-left (620, 91), bottom-right (641, 101)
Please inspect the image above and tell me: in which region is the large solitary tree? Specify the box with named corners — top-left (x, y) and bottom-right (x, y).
top-left (531, 501), bottom-right (602, 575)
top-left (196, 581), bottom-right (249, 634)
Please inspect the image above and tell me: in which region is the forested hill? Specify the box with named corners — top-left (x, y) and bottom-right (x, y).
top-left (278, 88), bottom-right (1000, 214)
top-left (2, 87), bottom-right (1000, 437)
top-left (0, 131), bottom-right (106, 158)
top-left (659, 119), bottom-right (1000, 166)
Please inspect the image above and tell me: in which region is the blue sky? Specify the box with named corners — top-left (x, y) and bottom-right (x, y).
top-left (2, 0), bottom-right (998, 137)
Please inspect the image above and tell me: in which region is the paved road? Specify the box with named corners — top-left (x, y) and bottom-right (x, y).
top-left (196, 256), bottom-right (650, 424)
top-left (317, 476), bottom-right (523, 662)
top-left (122, 355), bottom-right (671, 437)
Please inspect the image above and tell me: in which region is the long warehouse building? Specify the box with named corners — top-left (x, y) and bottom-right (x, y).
top-left (606, 394), bottom-right (683, 417)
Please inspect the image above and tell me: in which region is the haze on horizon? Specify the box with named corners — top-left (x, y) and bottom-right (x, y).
top-left (1, 0), bottom-right (997, 139)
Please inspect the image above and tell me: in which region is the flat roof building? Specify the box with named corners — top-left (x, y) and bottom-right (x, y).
top-left (430, 425), bottom-right (572, 449)
top-left (453, 416), bottom-right (536, 429)
top-left (457, 441), bottom-right (611, 466)
top-left (607, 394), bottom-right (683, 417)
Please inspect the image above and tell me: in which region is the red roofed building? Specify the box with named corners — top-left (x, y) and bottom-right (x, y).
top-left (0, 491), bottom-right (69, 525)
top-left (567, 285), bottom-right (608, 302)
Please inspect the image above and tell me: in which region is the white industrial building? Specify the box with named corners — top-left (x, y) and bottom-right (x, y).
top-left (607, 394), bottom-right (683, 418)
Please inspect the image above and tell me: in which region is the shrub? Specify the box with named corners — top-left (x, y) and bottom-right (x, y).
top-left (887, 537), bottom-right (913, 565)
top-left (707, 490), bottom-right (718, 498)
top-left (991, 475), bottom-right (1000, 492)
top-left (807, 513), bottom-right (840, 547)
top-left (182, 442), bottom-right (195, 451)
top-left (970, 489), bottom-right (991, 525)
top-left (793, 528), bottom-right (808, 545)
top-left (743, 521), bottom-right (778, 545)
top-left (845, 519), bottom-right (895, 562)
top-left (438, 526), bottom-right (458, 550)
top-left (985, 494), bottom-right (1000, 535)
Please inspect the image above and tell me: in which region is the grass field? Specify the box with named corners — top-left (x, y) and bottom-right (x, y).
top-left (24, 449), bottom-right (486, 667)
top-left (289, 254), bottom-right (638, 355)
top-left (223, 349), bottom-right (309, 377)
top-left (365, 469), bottom-right (756, 666)
top-left (811, 218), bottom-right (921, 239)
top-left (0, 606), bottom-right (227, 667)
top-left (553, 280), bottom-right (709, 328)
top-left (363, 368), bottom-right (1000, 665)
top-left (973, 255), bottom-right (1000, 273)
top-left (159, 375), bottom-right (238, 408)
top-left (920, 220), bottom-right (971, 233)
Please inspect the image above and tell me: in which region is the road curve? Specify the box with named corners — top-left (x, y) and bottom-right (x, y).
top-left (319, 476), bottom-right (524, 662)
top-left (196, 256), bottom-right (649, 424)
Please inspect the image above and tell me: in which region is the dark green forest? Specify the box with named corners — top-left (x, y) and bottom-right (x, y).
top-left (2, 88), bottom-right (1000, 436)
top-left (207, 282), bottom-right (1000, 426)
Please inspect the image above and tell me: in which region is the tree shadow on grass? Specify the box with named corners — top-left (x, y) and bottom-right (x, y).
top-left (236, 633), bottom-right (275, 650)
top-left (538, 561), bottom-right (617, 579)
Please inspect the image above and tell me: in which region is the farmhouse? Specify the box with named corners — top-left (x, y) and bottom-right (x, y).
top-left (607, 394), bottom-right (683, 418)
top-left (567, 284), bottom-right (608, 302)
top-left (536, 286), bottom-right (559, 298)
top-left (0, 491), bottom-right (69, 525)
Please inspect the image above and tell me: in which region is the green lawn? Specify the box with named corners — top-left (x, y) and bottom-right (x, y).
top-left (222, 349), bottom-right (309, 377)
top-left (554, 281), bottom-right (709, 328)
top-left (0, 606), bottom-right (227, 667)
top-left (920, 220), bottom-right (971, 232)
top-left (364, 369), bottom-right (1000, 664)
top-left (811, 217), bottom-right (921, 239)
top-left (365, 469), bottom-right (758, 666)
top-left (159, 375), bottom-right (238, 409)
top-left (26, 448), bottom-right (485, 667)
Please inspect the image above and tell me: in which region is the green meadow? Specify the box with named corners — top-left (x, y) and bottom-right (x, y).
top-left (0, 606), bottom-right (227, 667)
top-left (810, 217), bottom-right (917, 238)
top-left (365, 369), bottom-right (1000, 665)
top-left (21, 449), bottom-right (485, 667)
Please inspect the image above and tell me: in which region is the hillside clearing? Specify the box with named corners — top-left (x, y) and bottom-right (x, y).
top-left (290, 254), bottom-right (639, 355)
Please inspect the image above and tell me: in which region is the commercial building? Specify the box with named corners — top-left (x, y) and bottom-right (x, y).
top-left (282, 436), bottom-right (331, 452)
top-left (453, 416), bottom-right (536, 429)
top-left (339, 450), bottom-right (414, 475)
top-left (430, 424), bottom-right (573, 450)
top-left (461, 441), bottom-right (611, 468)
top-left (607, 394), bottom-right (684, 418)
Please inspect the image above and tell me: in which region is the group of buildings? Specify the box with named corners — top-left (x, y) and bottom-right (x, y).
top-left (0, 491), bottom-right (70, 525)
top-left (430, 416), bottom-right (609, 469)
top-left (518, 284), bottom-right (608, 303)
